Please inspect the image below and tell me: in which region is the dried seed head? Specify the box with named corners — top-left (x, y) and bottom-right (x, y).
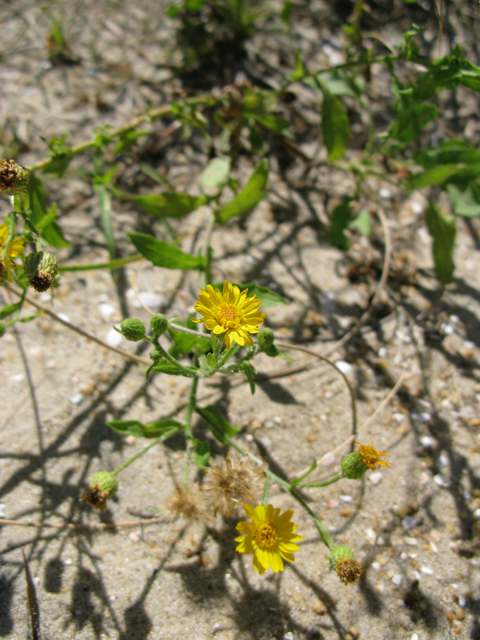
top-left (0, 159), bottom-right (31, 195)
top-left (336, 558), bottom-right (362, 585)
top-left (202, 452), bottom-right (266, 516)
top-left (166, 485), bottom-right (209, 523)
top-left (79, 471), bottom-right (118, 512)
top-left (24, 251), bottom-right (59, 293)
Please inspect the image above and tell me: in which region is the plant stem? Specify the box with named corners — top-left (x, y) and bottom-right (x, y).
top-left (182, 376), bottom-right (199, 487)
top-left (299, 473), bottom-right (343, 489)
top-left (112, 427), bottom-right (181, 476)
top-left (59, 253), bottom-right (142, 272)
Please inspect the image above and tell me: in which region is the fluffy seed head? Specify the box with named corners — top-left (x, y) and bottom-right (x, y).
top-left (166, 485), bottom-right (210, 523)
top-left (202, 452), bottom-right (266, 516)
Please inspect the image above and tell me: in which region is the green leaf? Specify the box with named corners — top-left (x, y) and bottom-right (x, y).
top-left (29, 176), bottom-right (70, 248)
top-left (447, 179), bottom-right (480, 217)
top-left (310, 72), bottom-right (363, 98)
top-left (407, 164), bottom-right (462, 189)
top-left (212, 282), bottom-right (286, 307)
top-left (349, 209), bottom-right (371, 236)
top-left (292, 51), bottom-right (304, 81)
top-left (153, 361), bottom-right (192, 376)
top-left (42, 134), bottom-right (73, 177)
top-left (389, 102), bottom-right (437, 144)
top-left (193, 439), bottom-right (211, 469)
top-left (168, 323), bottom-right (211, 355)
top-left (128, 232), bottom-right (206, 270)
top-left (425, 202), bottom-right (456, 283)
top-left (215, 159), bottom-right (269, 224)
top-left (106, 418), bottom-right (183, 438)
top-left (95, 184), bottom-right (115, 261)
top-left (241, 361), bottom-right (256, 395)
top-left (321, 91), bottom-right (350, 162)
top-left (0, 302), bottom-right (21, 320)
top-left (280, 1), bottom-right (293, 24)
top-left (195, 405), bottom-right (242, 444)
top-left (130, 192), bottom-right (209, 218)
top-left (329, 196), bottom-right (353, 250)
top-left (290, 459), bottom-right (317, 489)
top-left (412, 46), bottom-right (480, 101)
top-left (200, 157), bottom-right (231, 190)
top-left (415, 140), bottom-right (480, 169)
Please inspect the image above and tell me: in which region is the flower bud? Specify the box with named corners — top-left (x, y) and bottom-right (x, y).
top-left (24, 251), bottom-right (59, 293)
top-left (341, 451), bottom-right (368, 480)
top-left (150, 313), bottom-right (168, 337)
top-left (328, 545), bottom-right (354, 570)
top-left (120, 318), bottom-right (146, 341)
top-left (0, 160), bottom-right (31, 195)
top-left (258, 327), bottom-right (275, 349)
top-left (265, 344), bottom-right (281, 358)
top-left (79, 471), bottom-right (118, 512)
top-left (149, 348), bottom-right (163, 361)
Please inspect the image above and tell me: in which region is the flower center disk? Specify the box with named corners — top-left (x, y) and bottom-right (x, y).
top-left (217, 303), bottom-right (240, 328)
top-left (255, 524), bottom-right (279, 549)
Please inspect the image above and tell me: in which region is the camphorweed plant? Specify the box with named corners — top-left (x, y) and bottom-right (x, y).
top-left (1, 3), bottom-right (479, 587)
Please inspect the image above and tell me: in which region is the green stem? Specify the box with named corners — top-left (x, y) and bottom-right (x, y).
top-left (182, 375), bottom-right (199, 487)
top-left (112, 427), bottom-right (181, 476)
top-left (59, 253), bottom-right (142, 272)
top-left (262, 475), bottom-right (271, 507)
top-left (218, 342), bottom-right (241, 368)
top-left (154, 342), bottom-right (197, 377)
top-left (298, 473), bottom-right (343, 489)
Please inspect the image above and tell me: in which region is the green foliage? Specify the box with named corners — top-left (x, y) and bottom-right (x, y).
top-left (215, 158), bottom-right (269, 223)
top-left (425, 202), bottom-right (456, 284)
top-left (128, 233), bottom-right (206, 270)
top-left (193, 439), bottom-right (211, 469)
top-left (107, 419), bottom-right (183, 438)
top-left (42, 134), bottom-right (73, 177)
top-left (321, 91), bottom-right (350, 162)
top-left (195, 405), bottom-right (242, 444)
top-left (168, 321), bottom-right (211, 355)
top-left (130, 192), bottom-right (209, 218)
top-left (329, 197), bottom-right (354, 250)
top-left (29, 176), bottom-right (71, 248)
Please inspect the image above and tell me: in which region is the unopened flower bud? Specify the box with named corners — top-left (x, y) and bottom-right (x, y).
top-left (265, 344), bottom-right (281, 358)
top-left (120, 318), bottom-right (146, 341)
top-left (79, 471), bottom-right (118, 512)
top-left (0, 159), bottom-right (31, 195)
top-left (149, 348), bottom-right (163, 361)
top-left (150, 313), bottom-right (168, 337)
top-left (341, 451), bottom-right (367, 479)
top-left (24, 251), bottom-right (59, 293)
top-left (258, 327), bottom-right (275, 349)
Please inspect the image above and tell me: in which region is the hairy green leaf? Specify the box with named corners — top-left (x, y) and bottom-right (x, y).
top-left (425, 202), bottom-right (456, 283)
top-left (329, 196), bottom-right (353, 250)
top-left (321, 91), bottom-right (350, 161)
top-left (132, 192), bottom-right (209, 218)
top-left (128, 233), bottom-right (206, 270)
top-left (195, 405), bottom-right (241, 444)
top-left (193, 439), bottom-right (210, 469)
top-left (200, 157), bottom-right (231, 190)
top-left (216, 159), bottom-right (269, 224)
top-left (446, 179), bottom-right (480, 217)
top-left (107, 418), bottom-right (183, 438)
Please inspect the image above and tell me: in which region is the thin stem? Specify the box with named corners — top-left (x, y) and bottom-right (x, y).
top-left (59, 254), bottom-right (142, 272)
top-left (112, 427), bottom-right (181, 476)
top-left (262, 475), bottom-right (271, 507)
top-left (182, 375), bottom-right (199, 487)
top-left (299, 473), bottom-right (343, 489)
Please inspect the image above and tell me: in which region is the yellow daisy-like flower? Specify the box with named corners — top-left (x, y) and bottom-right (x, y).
top-left (356, 439), bottom-right (391, 471)
top-left (235, 503), bottom-right (303, 575)
top-left (0, 223), bottom-right (26, 283)
top-left (193, 280), bottom-right (266, 350)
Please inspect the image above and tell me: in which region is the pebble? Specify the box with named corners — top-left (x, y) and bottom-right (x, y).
top-left (335, 360), bottom-right (353, 374)
top-left (369, 472), bottom-right (383, 485)
top-left (0, 503), bottom-right (6, 518)
top-left (69, 393), bottom-right (83, 405)
top-left (454, 607), bottom-right (465, 621)
top-left (365, 528), bottom-right (376, 544)
top-left (421, 566), bottom-right (434, 575)
top-left (473, 508), bottom-right (480, 520)
top-left (78, 380), bottom-right (96, 396)
top-left (339, 495), bottom-right (352, 503)
top-left (404, 537), bottom-right (417, 546)
top-left (321, 452), bottom-right (336, 467)
top-left (133, 291), bottom-right (163, 310)
top-left (99, 303), bottom-right (115, 318)
top-left (402, 516), bottom-right (417, 531)
top-left (420, 436), bottom-right (434, 448)
top-left (64, 559), bottom-right (73, 566)
top-left (260, 437), bottom-right (272, 449)
top-left (313, 600), bottom-right (326, 615)
top-left (411, 201), bottom-right (425, 215)
top-left (434, 474), bottom-right (451, 488)
top-left (283, 633), bottom-right (294, 640)
top-left (392, 574), bottom-right (403, 586)
top-left (250, 420), bottom-right (262, 430)
top-left (128, 532), bottom-right (140, 543)
top-left (371, 562), bottom-right (382, 572)
top-left (379, 187), bottom-right (392, 199)
top-left (105, 326), bottom-right (123, 347)
top-left (446, 610), bottom-right (454, 622)
top-left (125, 435), bottom-right (136, 446)
top-left (57, 312), bottom-right (70, 323)
top-left (458, 596), bottom-right (467, 608)
top-left (393, 412), bottom-right (405, 423)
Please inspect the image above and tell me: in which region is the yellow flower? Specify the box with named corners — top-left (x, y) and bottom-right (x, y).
top-left (193, 280), bottom-right (266, 350)
top-left (0, 223), bottom-right (26, 283)
top-left (356, 439), bottom-right (391, 471)
top-left (235, 503), bottom-right (303, 575)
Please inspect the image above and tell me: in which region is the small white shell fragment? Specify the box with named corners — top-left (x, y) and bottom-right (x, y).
top-left (335, 360), bottom-right (353, 374)
top-left (473, 508), bottom-right (480, 520)
top-left (64, 558), bottom-right (73, 565)
top-left (433, 474), bottom-right (451, 488)
top-left (421, 566), bottom-right (434, 575)
top-left (393, 412), bottom-right (405, 423)
top-left (105, 326), bottom-right (123, 347)
top-left (371, 562), bottom-right (382, 572)
top-left (436, 454), bottom-right (449, 469)
top-left (404, 537), bottom-right (417, 546)
top-left (133, 291), bottom-right (163, 309)
top-left (379, 187), bottom-right (392, 199)
top-left (411, 201), bottom-right (425, 215)
top-left (441, 323), bottom-right (454, 335)
top-left (430, 541), bottom-right (438, 553)
top-left (339, 495), bottom-right (352, 503)
top-left (69, 393), bottom-right (83, 405)
top-left (57, 312), bottom-right (70, 323)
top-left (378, 347), bottom-right (387, 358)
top-left (320, 452), bottom-right (336, 467)
top-left (366, 528), bottom-right (376, 544)
top-left (392, 574), bottom-right (403, 586)
top-left (369, 472), bottom-right (383, 485)
top-left (98, 303), bottom-right (115, 318)
top-left (459, 596), bottom-right (467, 607)
top-left (0, 503), bottom-right (6, 518)
top-left (420, 436), bottom-right (434, 448)
top-left (283, 633), bottom-right (295, 640)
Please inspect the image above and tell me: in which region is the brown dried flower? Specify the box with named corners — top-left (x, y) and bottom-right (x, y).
top-left (79, 483), bottom-right (109, 512)
top-left (336, 558), bottom-right (362, 585)
top-left (0, 159), bottom-right (30, 195)
top-left (166, 485), bottom-right (210, 523)
top-left (202, 452), bottom-right (266, 516)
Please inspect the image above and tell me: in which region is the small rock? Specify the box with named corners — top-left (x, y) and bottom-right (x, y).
top-left (78, 380), bottom-right (96, 396)
top-left (392, 574), bottom-right (403, 586)
top-left (125, 435), bottom-right (136, 446)
top-left (379, 187), bottom-right (391, 199)
top-left (99, 303), bottom-right (115, 318)
top-left (339, 495), bottom-right (352, 503)
top-left (133, 291), bottom-right (163, 310)
top-left (105, 327), bottom-right (123, 348)
top-left (129, 532), bottom-right (140, 543)
top-left (250, 420), bottom-right (262, 430)
top-left (421, 566), bottom-right (434, 575)
top-left (335, 360), bottom-right (353, 374)
top-left (347, 626), bottom-right (359, 639)
top-left (69, 393), bottom-right (83, 405)
top-left (405, 537), bottom-right (417, 546)
top-left (313, 600), bottom-right (326, 615)
top-left (446, 610), bottom-right (454, 622)
top-left (57, 312), bottom-right (70, 323)
top-left (321, 452), bottom-right (336, 467)
top-left (260, 437), bottom-right (272, 449)
top-left (369, 472), bottom-right (383, 485)
top-left (434, 474), bottom-right (451, 488)
top-left (473, 508), bottom-right (480, 520)
top-left (420, 436), bottom-right (434, 448)
top-left (371, 562), bottom-right (382, 572)
top-left (283, 633), bottom-right (294, 640)
top-left (0, 503), bottom-right (6, 518)
top-left (402, 516), bottom-right (417, 531)
top-left (458, 596), bottom-right (467, 608)
top-left (454, 607), bottom-right (465, 621)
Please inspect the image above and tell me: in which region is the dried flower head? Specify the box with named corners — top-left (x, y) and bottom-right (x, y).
top-left (193, 280), bottom-right (266, 349)
top-left (24, 251), bottom-right (59, 293)
top-left (166, 485), bottom-right (209, 523)
top-left (356, 439), bottom-right (391, 471)
top-left (202, 453), bottom-right (266, 516)
top-left (80, 483), bottom-right (109, 512)
top-left (0, 159), bottom-right (30, 195)
top-left (336, 558), bottom-right (362, 585)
